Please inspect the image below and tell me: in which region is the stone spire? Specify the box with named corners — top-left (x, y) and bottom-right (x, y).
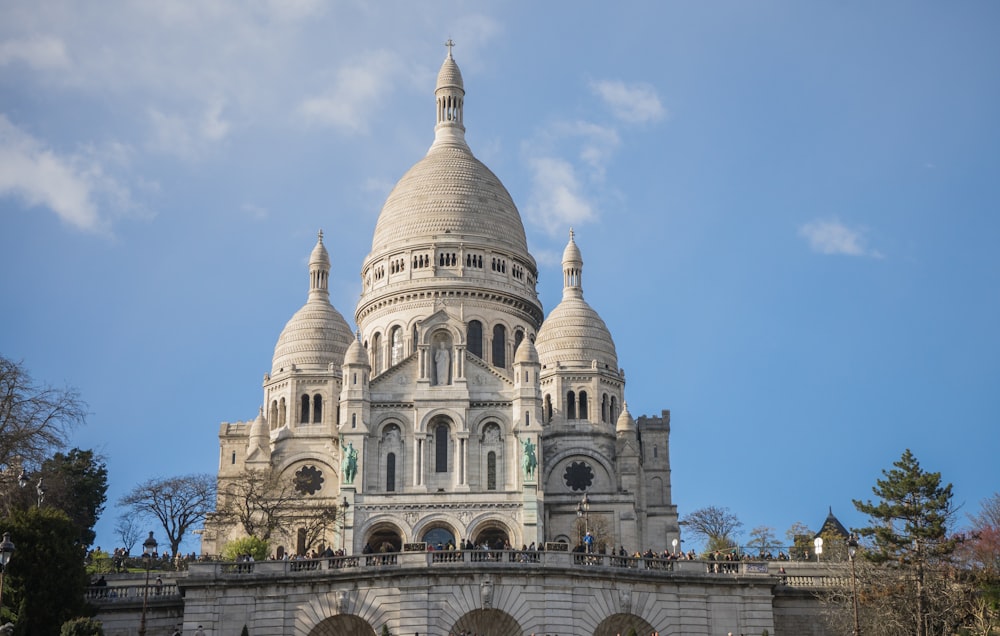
top-left (309, 230), bottom-right (330, 300)
top-left (562, 228), bottom-right (584, 298)
top-left (431, 40), bottom-right (468, 150)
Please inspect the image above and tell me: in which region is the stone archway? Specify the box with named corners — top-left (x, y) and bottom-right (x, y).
top-left (307, 615), bottom-right (376, 636)
top-left (451, 608), bottom-right (522, 636)
top-left (593, 613), bottom-right (656, 636)
top-left (364, 521), bottom-right (403, 553)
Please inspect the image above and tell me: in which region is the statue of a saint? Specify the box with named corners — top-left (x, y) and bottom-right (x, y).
top-left (521, 438), bottom-right (537, 479)
top-left (434, 342), bottom-right (450, 386)
top-left (341, 438), bottom-right (358, 484)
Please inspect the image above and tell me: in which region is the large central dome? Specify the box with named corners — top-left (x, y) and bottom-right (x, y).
top-left (370, 146), bottom-right (529, 255)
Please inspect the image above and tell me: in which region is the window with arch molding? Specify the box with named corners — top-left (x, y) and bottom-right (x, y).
top-left (566, 391), bottom-right (577, 420)
top-left (300, 394), bottom-right (310, 424)
top-left (467, 321), bottom-right (483, 358)
top-left (544, 395), bottom-right (552, 423)
top-left (390, 327), bottom-right (403, 366)
top-left (601, 394), bottom-right (609, 423)
top-left (492, 324), bottom-right (506, 368)
top-left (313, 395), bottom-right (322, 424)
top-left (386, 453), bottom-right (396, 492)
top-left (487, 451), bottom-right (497, 490)
top-left (579, 391), bottom-right (588, 421)
top-left (372, 332), bottom-right (382, 374)
top-left (435, 424), bottom-right (449, 473)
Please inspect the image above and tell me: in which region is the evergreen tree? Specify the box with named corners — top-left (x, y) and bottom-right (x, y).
top-left (853, 449), bottom-right (957, 636)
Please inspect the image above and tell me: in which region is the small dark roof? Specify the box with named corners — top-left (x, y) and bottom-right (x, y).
top-left (813, 506), bottom-right (849, 539)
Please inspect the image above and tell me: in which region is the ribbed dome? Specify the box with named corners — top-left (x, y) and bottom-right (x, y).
top-left (272, 300), bottom-right (354, 373)
top-left (514, 337), bottom-right (539, 365)
top-left (536, 295), bottom-right (618, 371)
top-left (344, 335), bottom-right (369, 367)
top-left (437, 54), bottom-right (463, 91)
top-left (271, 232), bottom-right (354, 374)
top-left (616, 402), bottom-right (636, 433)
top-left (370, 145), bottom-right (530, 256)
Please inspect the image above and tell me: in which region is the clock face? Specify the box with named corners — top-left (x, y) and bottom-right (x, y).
top-left (294, 465), bottom-right (324, 495)
top-left (563, 461), bottom-right (594, 492)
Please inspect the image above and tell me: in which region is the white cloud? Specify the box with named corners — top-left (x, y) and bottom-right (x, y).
top-left (147, 99), bottom-right (232, 158)
top-left (241, 203), bottom-right (268, 220)
top-left (0, 114), bottom-right (120, 232)
top-left (590, 80), bottom-right (666, 124)
top-left (523, 157), bottom-right (596, 236)
top-left (0, 35), bottom-right (71, 69)
top-left (297, 51), bottom-right (400, 133)
top-left (799, 219), bottom-right (884, 258)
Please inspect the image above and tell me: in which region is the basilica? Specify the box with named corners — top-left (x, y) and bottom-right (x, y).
top-left (201, 47), bottom-right (679, 565)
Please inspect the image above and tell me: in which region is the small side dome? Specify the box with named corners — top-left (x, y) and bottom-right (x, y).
top-left (616, 402), bottom-right (636, 433)
top-left (249, 407), bottom-right (267, 439)
top-left (514, 337), bottom-right (539, 365)
top-left (344, 334), bottom-right (370, 367)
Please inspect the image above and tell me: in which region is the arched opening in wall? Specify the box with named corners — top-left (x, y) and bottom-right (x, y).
top-left (593, 613), bottom-right (656, 636)
top-left (487, 451), bottom-right (497, 490)
top-left (610, 396), bottom-right (618, 421)
top-left (313, 395), bottom-right (322, 424)
top-left (544, 394), bottom-right (552, 423)
top-left (278, 397), bottom-right (286, 427)
top-left (371, 332), bottom-right (382, 374)
top-left (513, 329), bottom-right (524, 356)
top-left (433, 421), bottom-right (451, 473)
top-left (390, 326), bottom-right (403, 366)
top-left (566, 391), bottom-right (577, 420)
top-left (421, 525), bottom-right (456, 549)
top-left (450, 609), bottom-right (523, 636)
top-left (492, 324), bottom-right (506, 368)
top-left (579, 390), bottom-right (589, 420)
top-left (307, 614), bottom-right (376, 636)
top-left (386, 452), bottom-right (396, 492)
top-left (411, 325), bottom-right (418, 355)
top-left (269, 400), bottom-right (278, 429)
top-left (601, 393), bottom-right (609, 423)
top-left (472, 520), bottom-right (512, 549)
top-left (300, 394), bottom-right (310, 424)
top-left (365, 523), bottom-right (403, 553)
top-left (296, 528), bottom-right (307, 556)
top-left (650, 476), bottom-right (665, 506)
top-left (467, 320), bottom-right (483, 358)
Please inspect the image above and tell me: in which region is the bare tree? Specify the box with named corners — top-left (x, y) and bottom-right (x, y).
top-left (119, 473), bottom-right (216, 556)
top-left (216, 467), bottom-right (299, 541)
top-left (0, 355), bottom-right (86, 469)
top-left (680, 505), bottom-right (743, 553)
top-left (746, 525), bottom-right (779, 555)
top-left (115, 513), bottom-right (142, 553)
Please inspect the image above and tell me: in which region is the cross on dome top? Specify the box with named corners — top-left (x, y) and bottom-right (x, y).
top-left (445, 38), bottom-right (455, 58)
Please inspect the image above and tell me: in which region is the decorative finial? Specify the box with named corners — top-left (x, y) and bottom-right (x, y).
top-left (355, 329), bottom-right (362, 343)
top-left (317, 229), bottom-right (324, 242)
top-left (445, 38), bottom-right (455, 58)
top-left (569, 227), bottom-right (575, 241)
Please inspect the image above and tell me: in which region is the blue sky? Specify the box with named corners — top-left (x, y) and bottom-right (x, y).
top-left (2, 1), bottom-right (998, 554)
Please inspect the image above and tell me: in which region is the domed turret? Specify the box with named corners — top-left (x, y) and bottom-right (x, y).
top-left (536, 230), bottom-right (618, 371)
top-left (272, 231), bottom-right (355, 374)
top-left (514, 337), bottom-right (540, 365)
top-left (615, 402), bottom-right (636, 434)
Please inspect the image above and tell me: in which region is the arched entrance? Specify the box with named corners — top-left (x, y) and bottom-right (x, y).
top-left (422, 526), bottom-right (455, 549)
top-left (307, 615), bottom-right (376, 636)
top-left (364, 522), bottom-right (403, 553)
top-left (471, 520), bottom-right (512, 549)
top-left (594, 613), bottom-right (656, 636)
top-left (451, 609), bottom-right (522, 636)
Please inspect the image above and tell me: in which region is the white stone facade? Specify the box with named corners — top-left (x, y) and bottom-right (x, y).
top-left (202, 49), bottom-right (680, 569)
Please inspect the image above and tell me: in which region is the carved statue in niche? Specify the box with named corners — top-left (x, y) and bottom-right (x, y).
top-left (434, 341), bottom-right (450, 386)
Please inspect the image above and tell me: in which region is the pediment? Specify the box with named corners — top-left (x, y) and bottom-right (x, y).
top-left (464, 352), bottom-right (514, 391)
top-left (370, 352), bottom-right (418, 389)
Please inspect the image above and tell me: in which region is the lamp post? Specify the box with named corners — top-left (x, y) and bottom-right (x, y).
top-left (672, 538), bottom-right (679, 556)
top-left (847, 533), bottom-right (861, 635)
top-left (576, 492), bottom-right (591, 552)
top-left (0, 533), bottom-right (14, 616)
top-left (138, 531), bottom-right (157, 636)
top-left (813, 536), bottom-right (823, 562)
top-left (340, 497), bottom-right (350, 552)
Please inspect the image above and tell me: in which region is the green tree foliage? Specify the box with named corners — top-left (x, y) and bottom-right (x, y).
top-left (3, 506), bottom-right (91, 636)
top-left (222, 536), bottom-right (270, 562)
top-left (60, 617), bottom-right (104, 636)
top-left (38, 449), bottom-right (108, 547)
top-left (118, 474), bottom-right (216, 557)
top-left (680, 506), bottom-right (742, 553)
top-left (851, 449), bottom-right (959, 636)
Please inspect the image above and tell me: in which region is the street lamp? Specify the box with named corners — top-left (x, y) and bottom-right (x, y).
top-left (672, 538), bottom-right (679, 556)
top-left (340, 497), bottom-right (351, 552)
top-left (813, 536), bottom-right (823, 562)
top-left (138, 531), bottom-right (157, 636)
top-left (0, 533), bottom-right (14, 616)
top-left (576, 493), bottom-right (591, 552)
top-left (847, 533), bottom-right (861, 635)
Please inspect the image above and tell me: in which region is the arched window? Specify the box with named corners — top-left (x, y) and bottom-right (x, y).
top-left (544, 395), bottom-right (552, 423)
top-left (467, 320), bottom-right (483, 358)
top-left (300, 394), bottom-right (310, 424)
top-left (386, 453), bottom-right (396, 492)
top-left (487, 451), bottom-right (497, 490)
top-left (610, 396), bottom-right (618, 421)
top-left (412, 325), bottom-right (419, 355)
top-left (435, 424), bottom-right (448, 473)
top-left (567, 391), bottom-right (577, 420)
top-left (372, 332), bottom-right (382, 374)
top-left (278, 398), bottom-right (286, 427)
top-left (513, 329), bottom-right (524, 356)
top-left (269, 400), bottom-right (278, 429)
top-left (579, 391), bottom-right (588, 420)
top-left (492, 324), bottom-right (506, 368)
top-left (390, 327), bottom-right (403, 366)
top-left (601, 394), bottom-right (609, 423)
top-left (313, 395), bottom-right (323, 424)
